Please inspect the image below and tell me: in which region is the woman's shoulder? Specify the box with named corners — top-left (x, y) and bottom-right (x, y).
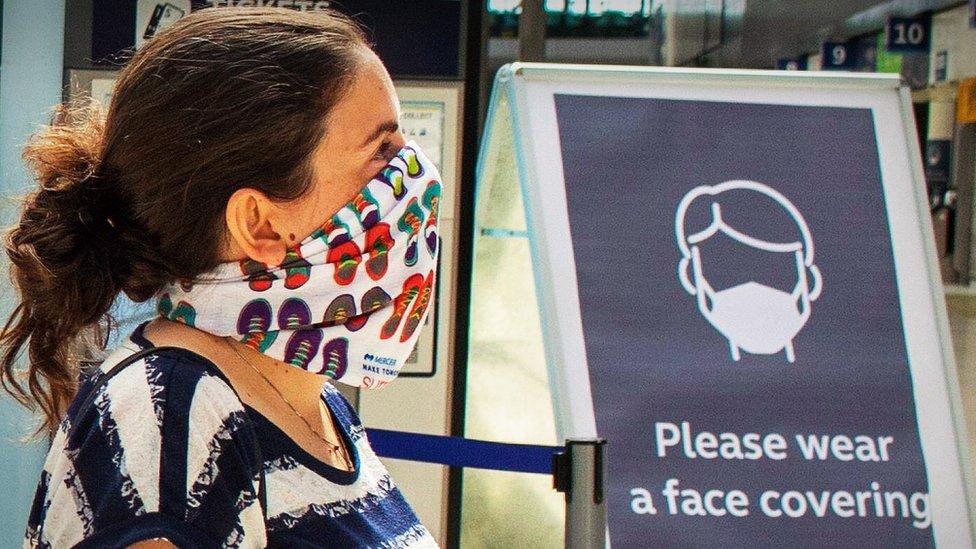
top-left (56, 339), bottom-right (259, 481)
top-left (27, 339), bottom-right (267, 548)
top-left (65, 340), bottom-right (245, 437)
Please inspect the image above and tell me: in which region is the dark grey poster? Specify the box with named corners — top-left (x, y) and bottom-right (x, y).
top-left (553, 95), bottom-right (932, 547)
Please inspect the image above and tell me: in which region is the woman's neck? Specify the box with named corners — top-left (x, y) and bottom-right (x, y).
top-left (140, 317), bottom-right (329, 409)
top-left (140, 317), bottom-right (353, 471)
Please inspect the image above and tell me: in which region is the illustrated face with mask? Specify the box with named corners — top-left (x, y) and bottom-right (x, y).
top-left (674, 180), bottom-right (823, 363)
top-left (156, 140), bottom-right (441, 389)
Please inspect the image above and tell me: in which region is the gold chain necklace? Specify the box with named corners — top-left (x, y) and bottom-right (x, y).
top-left (223, 338), bottom-right (353, 471)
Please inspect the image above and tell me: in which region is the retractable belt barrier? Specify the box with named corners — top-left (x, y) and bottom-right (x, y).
top-left (365, 428), bottom-right (558, 474)
top-left (364, 428), bottom-right (608, 549)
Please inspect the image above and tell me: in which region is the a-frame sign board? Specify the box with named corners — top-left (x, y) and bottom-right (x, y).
top-left (472, 62), bottom-right (976, 547)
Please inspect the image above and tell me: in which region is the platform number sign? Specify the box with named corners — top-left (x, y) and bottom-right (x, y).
top-left (885, 15), bottom-right (931, 54)
top-left (776, 57), bottom-right (807, 71)
top-left (821, 42), bottom-right (855, 70)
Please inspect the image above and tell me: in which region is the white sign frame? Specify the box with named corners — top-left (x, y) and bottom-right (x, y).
top-left (475, 61), bottom-right (976, 546)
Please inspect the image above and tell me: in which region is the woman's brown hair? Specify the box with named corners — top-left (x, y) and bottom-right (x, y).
top-left (0, 6), bottom-right (370, 435)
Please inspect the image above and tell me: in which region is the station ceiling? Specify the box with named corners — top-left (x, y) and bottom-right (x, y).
top-left (735, 0), bottom-right (965, 67)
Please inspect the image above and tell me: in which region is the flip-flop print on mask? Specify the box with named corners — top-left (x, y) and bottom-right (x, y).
top-left (365, 223), bottom-right (394, 281)
top-left (422, 180), bottom-right (440, 256)
top-left (381, 273), bottom-right (424, 340)
top-left (313, 214), bottom-right (352, 247)
top-left (376, 164), bottom-right (406, 199)
top-left (284, 328), bottom-right (323, 370)
top-left (238, 299), bottom-right (278, 352)
top-left (350, 187), bottom-right (381, 229)
top-left (327, 240), bottom-right (361, 286)
top-left (400, 270), bottom-right (435, 343)
top-left (362, 286), bottom-right (392, 314)
top-left (398, 198), bottom-right (424, 267)
top-left (278, 298), bottom-right (312, 330)
top-left (324, 293), bottom-right (371, 333)
top-left (281, 247), bottom-right (312, 290)
top-left (323, 294), bottom-right (356, 326)
top-left (157, 294), bottom-right (197, 327)
top-left (403, 145), bottom-right (424, 177)
top-left (343, 287), bottom-right (392, 333)
top-left (241, 259), bottom-right (277, 292)
top-left (157, 293), bottom-right (173, 317)
top-left (321, 337), bottom-right (348, 379)
top-left (277, 298), bottom-right (322, 369)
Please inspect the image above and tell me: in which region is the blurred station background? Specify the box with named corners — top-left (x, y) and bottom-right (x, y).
top-left (1, 1), bottom-right (975, 547)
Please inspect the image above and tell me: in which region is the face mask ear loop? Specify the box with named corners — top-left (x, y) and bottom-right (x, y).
top-left (789, 249), bottom-right (811, 317)
top-left (678, 256), bottom-right (697, 295)
top-left (691, 245), bottom-right (716, 313)
top-left (807, 264), bottom-right (823, 301)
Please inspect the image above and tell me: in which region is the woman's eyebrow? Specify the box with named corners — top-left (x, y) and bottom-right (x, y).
top-left (360, 121), bottom-right (399, 147)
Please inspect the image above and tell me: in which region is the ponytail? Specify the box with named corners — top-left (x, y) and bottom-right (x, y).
top-left (0, 6), bottom-right (373, 436)
top-left (1, 99), bottom-right (131, 436)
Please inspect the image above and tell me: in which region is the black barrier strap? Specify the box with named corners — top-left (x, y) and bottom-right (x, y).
top-left (365, 428), bottom-right (561, 475)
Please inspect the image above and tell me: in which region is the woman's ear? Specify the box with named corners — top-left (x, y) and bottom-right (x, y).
top-left (225, 188), bottom-right (288, 265)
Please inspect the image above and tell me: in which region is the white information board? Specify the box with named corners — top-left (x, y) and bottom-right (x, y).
top-left (474, 62), bottom-right (976, 547)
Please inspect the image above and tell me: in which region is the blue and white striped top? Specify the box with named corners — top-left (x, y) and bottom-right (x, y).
top-left (24, 322), bottom-right (438, 548)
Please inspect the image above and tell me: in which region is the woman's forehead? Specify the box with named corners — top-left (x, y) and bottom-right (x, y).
top-left (326, 54), bottom-right (399, 143)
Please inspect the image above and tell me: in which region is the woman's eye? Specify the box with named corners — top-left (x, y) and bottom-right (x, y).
top-left (372, 141), bottom-right (396, 161)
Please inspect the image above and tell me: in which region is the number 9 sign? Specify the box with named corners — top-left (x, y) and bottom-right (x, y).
top-left (820, 42), bottom-right (854, 70)
top-left (831, 46), bottom-right (847, 66)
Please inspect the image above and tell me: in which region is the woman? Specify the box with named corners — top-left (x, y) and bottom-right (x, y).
top-left (2, 6), bottom-right (441, 548)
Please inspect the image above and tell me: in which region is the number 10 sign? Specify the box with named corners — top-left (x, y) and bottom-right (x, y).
top-left (885, 14), bottom-right (931, 54)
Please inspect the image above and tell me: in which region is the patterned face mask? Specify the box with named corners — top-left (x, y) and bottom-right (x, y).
top-left (156, 140), bottom-right (441, 389)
